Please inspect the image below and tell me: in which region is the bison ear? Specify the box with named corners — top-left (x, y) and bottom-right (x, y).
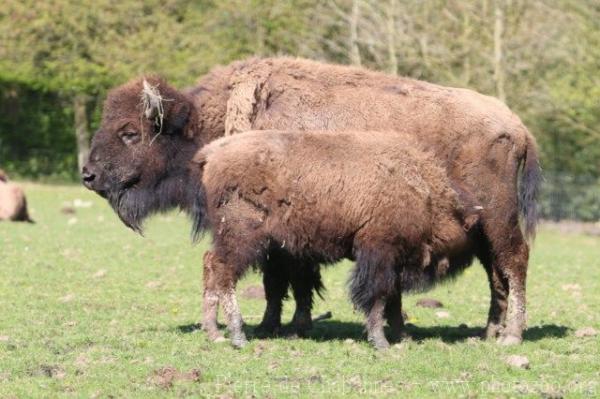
top-left (166, 102), bottom-right (192, 137)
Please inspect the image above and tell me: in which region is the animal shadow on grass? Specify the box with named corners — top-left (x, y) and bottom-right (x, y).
top-left (176, 322), bottom-right (570, 344)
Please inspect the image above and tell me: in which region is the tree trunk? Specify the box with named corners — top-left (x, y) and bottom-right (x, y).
top-left (349, 0), bottom-right (361, 66)
top-left (387, 0), bottom-right (398, 75)
top-left (493, 0), bottom-right (506, 103)
top-left (74, 94), bottom-right (91, 172)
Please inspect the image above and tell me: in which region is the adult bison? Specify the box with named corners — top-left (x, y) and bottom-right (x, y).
top-left (82, 57), bottom-right (540, 345)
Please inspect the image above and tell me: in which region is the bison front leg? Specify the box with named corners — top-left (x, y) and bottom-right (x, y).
top-left (366, 299), bottom-right (390, 350)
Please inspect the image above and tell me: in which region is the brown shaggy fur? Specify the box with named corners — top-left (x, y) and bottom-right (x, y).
top-left (193, 130), bottom-right (482, 348)
top-left (0, 170), bottom-right (34, 223)
top-left (84, 57), bottom-right (541, 345)
top-left (192, 58), bottom-right (540, 343)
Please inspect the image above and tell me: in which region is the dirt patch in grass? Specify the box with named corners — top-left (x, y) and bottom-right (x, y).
top-left (147, 367), bottom-right (202, 389)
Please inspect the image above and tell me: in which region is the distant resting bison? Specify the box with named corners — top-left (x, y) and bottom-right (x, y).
top-left (82, 57), bottom-right (540, 345)
top-left (0, 169), bottom-right (34, 223)
top-left (195, 130), bottom-right (484, 348)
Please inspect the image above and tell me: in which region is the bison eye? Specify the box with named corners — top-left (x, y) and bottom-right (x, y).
top-left (119, 131), bottom-right (140, 146)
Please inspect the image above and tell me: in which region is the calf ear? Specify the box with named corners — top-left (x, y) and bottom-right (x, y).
top-left (166, 102), bottom-right (192, 138)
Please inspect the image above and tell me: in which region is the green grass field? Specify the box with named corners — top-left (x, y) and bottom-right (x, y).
top-left (1, 183), bottom-right (599, 398)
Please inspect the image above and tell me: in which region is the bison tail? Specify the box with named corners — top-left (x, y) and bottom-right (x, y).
top-left (519, 134), bottom-right (542, 240)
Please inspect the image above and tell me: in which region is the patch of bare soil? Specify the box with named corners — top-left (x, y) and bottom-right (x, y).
top-left (147, 367), bottom-right (202, 389)
top-left (30, 365), bottom-right (66, 379)
top-left (416, 298), bottom-right (444, 308)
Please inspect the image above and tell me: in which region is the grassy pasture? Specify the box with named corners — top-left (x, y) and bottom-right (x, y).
top-left (1, 183), bottom-right (599, 398)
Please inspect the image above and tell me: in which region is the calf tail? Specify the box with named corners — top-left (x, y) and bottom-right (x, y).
top-left (519, 134), bottom-right (542, 240)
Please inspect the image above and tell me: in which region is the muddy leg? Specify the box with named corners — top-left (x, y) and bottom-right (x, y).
top-left (202, 250), bottom-right (247, 347)
top-left (255, 251), bottom-right (290, 337)
top-left (366, 299), bottom-right (390, 350)
top-left (201, 251), bottom-right (223, 341)
top-left (499, 239), bottom-right (528, 345)
top-left (485, 225), bottom-right (529, 345)
top-left (220, 286), bottom-right (247, 348)
top-left (289, 262), bottom-right (322, 337)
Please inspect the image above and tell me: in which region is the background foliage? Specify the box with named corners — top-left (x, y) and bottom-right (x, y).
top-left (0, 0), bottom-right (598, 218)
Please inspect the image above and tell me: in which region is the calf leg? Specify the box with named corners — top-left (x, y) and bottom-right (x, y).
top-left (202, 250), bottom-right (247, 348)
top-left (220, 285), bottom-right (247, 348)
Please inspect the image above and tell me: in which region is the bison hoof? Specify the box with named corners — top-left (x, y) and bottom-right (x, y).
top-left (205, 329), bottom-right (226, 342)
top-left (254, 323), bottom-right (281, 338)
top-left (368, 335), bottom-right (390, 350)
top-left (483, 323), bottom-right (504, 340)
top-left (290, 320), bottom-right (312, 338)
top-left (389, 329), bottom-right (411, 343)
top-left (231, 335), bottom-right (248, 348)
top-left (497, 334), bottom-right (522, 346)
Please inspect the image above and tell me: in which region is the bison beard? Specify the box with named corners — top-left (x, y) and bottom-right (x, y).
top-left (106, 170), bottom-right (206, 238)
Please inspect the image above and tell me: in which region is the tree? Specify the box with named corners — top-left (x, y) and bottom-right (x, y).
top-left (0, 0), bottom-right (214, 171)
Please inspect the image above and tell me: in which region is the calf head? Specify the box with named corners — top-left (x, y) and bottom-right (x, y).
top-left (82, 76), bottom-right (201, 232)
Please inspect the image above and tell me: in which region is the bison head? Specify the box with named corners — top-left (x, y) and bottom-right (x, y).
top-left (82, 77), bottom-right (203, 233)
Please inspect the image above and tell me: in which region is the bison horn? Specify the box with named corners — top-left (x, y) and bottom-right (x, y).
top-left (141, 78), bottom-right (167, 138)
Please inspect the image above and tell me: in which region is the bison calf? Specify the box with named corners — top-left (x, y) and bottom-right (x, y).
top-left (193, 130), bottom-right (481, 349)
top-left (0, 170), bottom-right (34, 223)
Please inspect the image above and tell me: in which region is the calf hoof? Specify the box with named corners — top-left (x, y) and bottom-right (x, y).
top-left (497, 334), bottom-right (522, 346)
top-left (254, 322), bottom-right (281, 338)
top-left (231, 334), bottom-right (248, 349)
top-left (203, 328), bottom-right (225, 342)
